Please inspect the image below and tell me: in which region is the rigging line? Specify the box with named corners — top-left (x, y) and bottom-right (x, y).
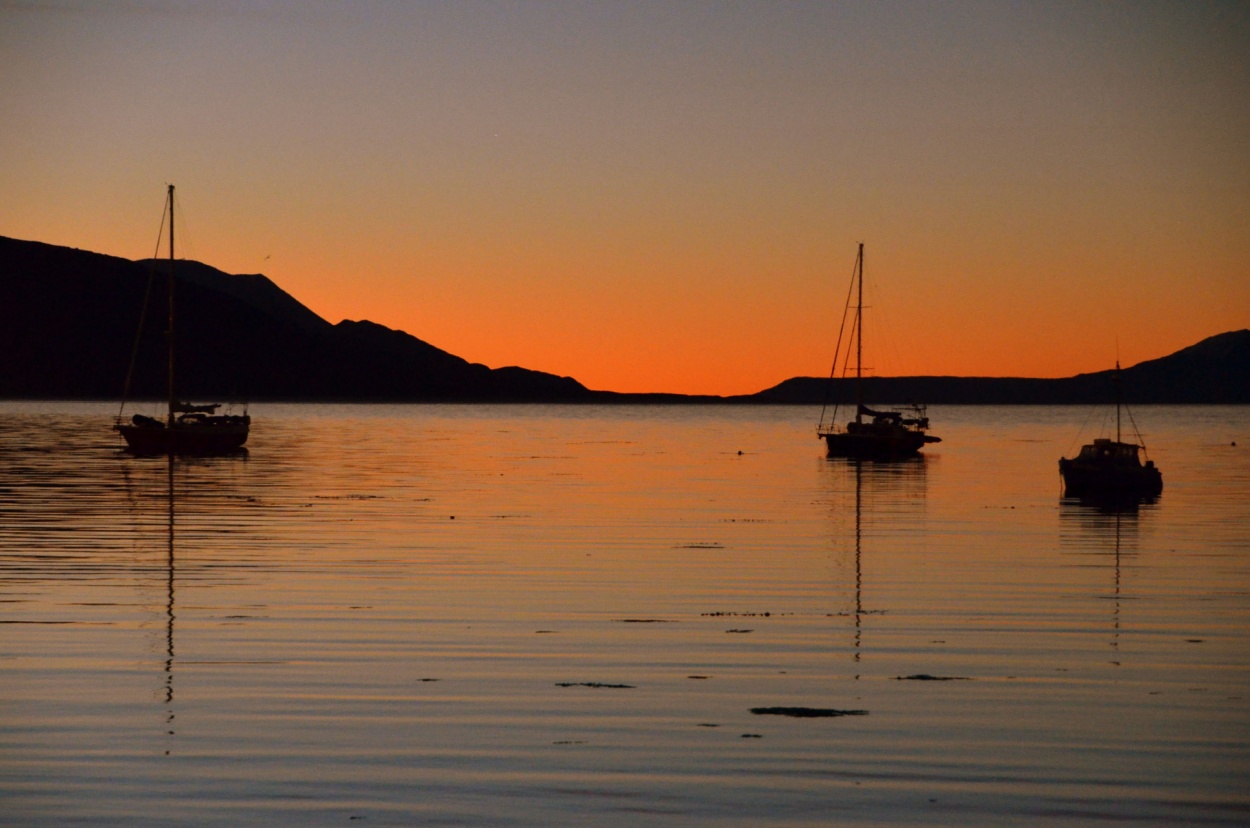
top-left (833, 313), bottom-right (859, 425)
top-left (819, 254), bottom-right (861, 432)
top-left (1125, 404), bottom-right (1147, 455)
top-left (863, 268), bottom-right (898, 377)
top-left (170, 187), bottom-right (195, 264)
top-left (826, 298), bottom-right (859, 430)
top-left (117, 201), bottom-right (170, 422)
top-left (842, 313), bottom-right (859, 380)
top-left (1065, 402), bottom-right (1100, 457)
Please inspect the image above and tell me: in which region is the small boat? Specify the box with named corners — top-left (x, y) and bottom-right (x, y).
top-left (115, 185), bottom-right (250, 455)
top-left (817, 244), bottom-right (940, 459)
top-left (1059, 363), bottom-right (1161, 500)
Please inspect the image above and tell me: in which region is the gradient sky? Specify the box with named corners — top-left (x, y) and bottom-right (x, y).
top-left (3, 1), bottom-right (1247, 394)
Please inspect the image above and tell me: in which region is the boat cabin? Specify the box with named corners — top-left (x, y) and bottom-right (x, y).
top-left (1077, 438), bottom-right (1144, 465)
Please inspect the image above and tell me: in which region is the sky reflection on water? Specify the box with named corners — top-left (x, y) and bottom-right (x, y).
top-left (1, 402), bottom-right (1248, 826)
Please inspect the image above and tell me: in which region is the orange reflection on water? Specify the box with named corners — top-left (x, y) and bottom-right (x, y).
top-left (1, 402), bottom-right (1248, 825)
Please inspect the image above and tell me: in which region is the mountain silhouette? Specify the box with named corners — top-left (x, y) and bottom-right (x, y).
top-left (0, 235), bottom-right (589, 401)
top-left (1, 234), bottom-right (1245, 403)
top-left (750, 329), bottom-right (1250, 404)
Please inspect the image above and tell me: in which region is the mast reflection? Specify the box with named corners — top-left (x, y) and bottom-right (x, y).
top-left (823, 455), bottom-right (928, 677)
top-left (119, 450), bottom-right (250, 757)
top-left (1059, 498), bottom-right (1149, 665)
top-left (120, 452), bottom-right (181, 754)
top-left (164, 452), bottom-right (175, 749)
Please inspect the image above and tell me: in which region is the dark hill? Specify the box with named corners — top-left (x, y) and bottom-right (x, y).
top-left (2, 234), bottom-right (1244, 403)
top-left (1109, 329), bottom-right (1250, 403)
top-left (0, 235), bottom-right (590, 401)
top-left (139, 257), bottom-right (331, 335)
top-left (748, 329), bottom-right (1250, 405)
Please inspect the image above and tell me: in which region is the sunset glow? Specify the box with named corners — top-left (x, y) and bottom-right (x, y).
top-left (2, 1), bottom-right (1246, 394)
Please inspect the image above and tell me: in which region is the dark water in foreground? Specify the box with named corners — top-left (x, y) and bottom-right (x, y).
top-left (1, 402), bottom-right (1248, 826)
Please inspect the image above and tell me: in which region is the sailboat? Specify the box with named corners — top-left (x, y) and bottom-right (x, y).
top-left (817, 244), bottom-right (940, 458)
top-left (1059, 363), bottom-right (1161, 500)
top-left (115, 185), bottom-right (250, 455)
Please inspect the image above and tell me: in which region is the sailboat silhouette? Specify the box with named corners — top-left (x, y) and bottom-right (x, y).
top-left (115, 185), bottom-right (250, 455)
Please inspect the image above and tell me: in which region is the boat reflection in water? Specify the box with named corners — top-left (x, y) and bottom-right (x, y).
top-left (161, 455), bottom-right (176, 750)
top-left (1060, 498), bottom-right (1151, 666)
top-left (118, 452), bottom-right (181, 753)
top-left (121, 451), bottom-right (247, 757)
top-left (821, 455), bottom-right (928, 676)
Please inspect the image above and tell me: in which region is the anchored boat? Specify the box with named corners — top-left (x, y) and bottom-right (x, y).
top-left (1059, 363), bottom-right (1161, 500)
top-left (114, 185), bottom-right (250, 455)
top-left (817, 244), bottom-right (940, 459)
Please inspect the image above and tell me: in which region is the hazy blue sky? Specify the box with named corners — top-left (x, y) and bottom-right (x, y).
top-left (3, 1), bottom-right (1247, 392)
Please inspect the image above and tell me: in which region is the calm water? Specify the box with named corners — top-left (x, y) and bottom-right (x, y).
top-left (2, 402), bottom-right (1247, 826)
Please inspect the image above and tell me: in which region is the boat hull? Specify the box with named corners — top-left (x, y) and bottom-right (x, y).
top-left (116, 420), bottom-right (249, 456)
top-left (1059, 459), bottom-right (1162, 499)
top-left (822, 428), bottom-right (938, 459)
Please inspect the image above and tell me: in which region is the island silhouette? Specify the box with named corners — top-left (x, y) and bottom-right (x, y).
top-left (2, 235), bottom-right (1246, 404)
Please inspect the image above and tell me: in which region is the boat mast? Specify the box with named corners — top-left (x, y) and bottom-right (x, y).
top-left (167, 184), bottom-right (175, 428)
top-left (854, 243), bottom-right (863, 424)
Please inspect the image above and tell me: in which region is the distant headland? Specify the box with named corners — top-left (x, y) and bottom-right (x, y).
top-left (2, 235), bottom-right (1246, 404)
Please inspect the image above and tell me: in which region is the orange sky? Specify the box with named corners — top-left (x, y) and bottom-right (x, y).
top-left (2, 2), bottom-right (1247, 395)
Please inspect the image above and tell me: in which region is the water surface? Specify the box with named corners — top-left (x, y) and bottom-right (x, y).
top-left (2, 402), bottom-right (1248, 826)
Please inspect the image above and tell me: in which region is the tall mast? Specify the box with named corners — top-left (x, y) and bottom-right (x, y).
top-left (167, 184), bottom-right (175, 427)
top-left (854, 242), bottom-right (863, 424)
